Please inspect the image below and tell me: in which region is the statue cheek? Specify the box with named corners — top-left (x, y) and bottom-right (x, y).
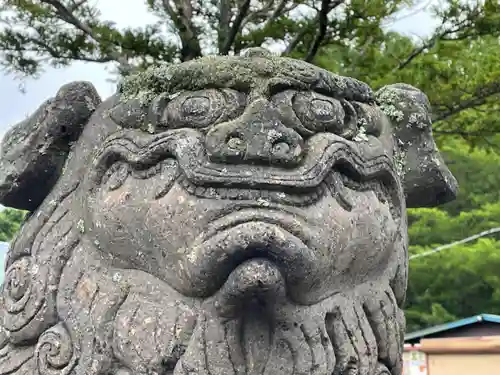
top-left (88, 196), bottom-right (151, 269)
top-left (86, 178), bottom-right (170, 272)
top-left (322, 198), bottom-right (399, 288)
top-left (87, 178), bottom-right (210, 282)
top-left (348, 205), bottom-right (398, 272)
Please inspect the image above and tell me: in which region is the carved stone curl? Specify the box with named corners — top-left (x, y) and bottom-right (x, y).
top-left (0, 48), bottom-right (457, 375)
top-left (35, 323), bottom-right (77, 375)
top-left (2, 256), bottom-right (56, 343)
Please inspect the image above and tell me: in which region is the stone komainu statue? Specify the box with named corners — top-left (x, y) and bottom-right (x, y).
top-left (0, 48), bottom-right (457, 375)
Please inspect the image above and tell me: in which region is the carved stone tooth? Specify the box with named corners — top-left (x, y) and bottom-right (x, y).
top-left (204, 187), bottom-right (219, 198)
top-left (216, 187), bottom-right (229, 198)
top-left (195, 186), bottom-right (206, 196)
top-left (225, 188), bottom-right (240, 199)
top-left (258, 189), bottom-right (269, 199)
top-left (184, 181), bottom-right (196, 194)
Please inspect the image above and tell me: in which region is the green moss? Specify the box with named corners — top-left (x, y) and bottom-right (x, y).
top-left (408, 112), bottom-right (429, 129)
top-left (375, 84), bottom-right (433, 130)
top-left (375, 86), bottom-right (407, 123)
top-left (77, 219), bottom-right (85, 233)
top-left (393, 148), bottom-right (407, 178)
top-left (379, 103), bottom-right (405, 122)
top-left (353, 126), bottom-right (369, 142)
top-left (119, 51), bottom-right (374, 106)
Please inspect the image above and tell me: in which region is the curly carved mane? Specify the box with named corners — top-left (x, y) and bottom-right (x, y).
top-left (0, 81), bottom-right (132, 369)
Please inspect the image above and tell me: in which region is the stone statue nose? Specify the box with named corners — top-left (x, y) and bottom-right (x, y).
top-left (205, 99), bottom-right (304, 166)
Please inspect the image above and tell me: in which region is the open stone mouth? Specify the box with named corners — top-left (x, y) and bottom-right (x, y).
top-left (172, 162), bottom-right (401, 302)
top-left (177, 163), bottom-right (400, 219)
top-left (175, 180), bottom-right (398, 305)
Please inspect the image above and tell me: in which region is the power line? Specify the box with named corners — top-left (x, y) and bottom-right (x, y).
top-left (409, 227), bottom-right (500, 261)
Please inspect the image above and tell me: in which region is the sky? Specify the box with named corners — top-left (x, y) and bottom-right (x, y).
top-left (0, 1), bottom-right (440, 274)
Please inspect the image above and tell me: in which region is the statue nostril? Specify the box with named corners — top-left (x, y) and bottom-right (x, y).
top-left (206, 123), bottom-right (303, 166)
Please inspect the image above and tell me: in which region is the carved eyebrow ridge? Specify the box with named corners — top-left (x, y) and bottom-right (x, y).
top-left (119, 55), bottom-right (375, 105)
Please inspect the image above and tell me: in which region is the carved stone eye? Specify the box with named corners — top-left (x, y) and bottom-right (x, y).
top-left (310, 98), bottom-right (337, 121)
top-left (148, 89), bottom-right (246, 129)
top-left (97, 157), bottom-right (179, 201)
top-left (181, 96), bottom-right (210, 119)
top-left (102, 162), bottom-right (129, 191)
top-left (293, 92), bottom-right (352, 136)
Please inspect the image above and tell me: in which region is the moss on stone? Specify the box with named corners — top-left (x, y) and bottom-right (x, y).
top-left (353, 126), bottom-right (369, 142)
top-left (379, 103), bottom-right (405, 122)
top-left (77, 219), bottom-right (85, 233)
top-left (375, 86), bottom-right (406, 123)
top-left (393, 148), bottom-right (407, 178)
top-left (119, 52), bottom-right (375, 106)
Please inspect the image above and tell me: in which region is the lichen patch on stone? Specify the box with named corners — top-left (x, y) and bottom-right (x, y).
top-left (119, 54), bottom-right (375, 106)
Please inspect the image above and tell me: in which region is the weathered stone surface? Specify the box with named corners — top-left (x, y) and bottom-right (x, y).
top-left (0, 81), bottom-right (101, 211)
top-left (0, 48), bottom-right (457, 375)
top-left (375, 83), bottom-right (458, 207)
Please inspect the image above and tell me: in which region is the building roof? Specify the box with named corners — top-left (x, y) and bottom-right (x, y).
top-left (405, 314), bottom-right (500, 343)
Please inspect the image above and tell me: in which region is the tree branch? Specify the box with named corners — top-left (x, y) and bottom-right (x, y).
top-left (284, 27), bottom-right (309, 55)
top-left (67, 0), bottom-right (88, 13)
top-left (392, 17), bottom-right (474, 73)
top-left (40, 0), bottom-right (92, 35)
top-left (160, 0), bottom-right (202, 61)
top-left (409, 227), bottom-right (500, 261)
top-left (261, 0), bottom-right (288, 32)
top-left (220, 0), bottom-right (251, 55)
top-left (240, 0), bottom-right (276, 31)
top-left (433, 129), bottom-right (500, 137)
top-left (1, 42), bottom-right (113, 64)
top-left (304, 0), bottom-right (343, 62)
top-left (39, 0), bottom-right (133, 72)
top-left (432, 81), bottom-right (500, 122)
top-left (235, 0), bottom-right (297, 53)
top-left (285, 0), bottom-right (343, 58)
top-left (217, 0), bottom-right (232, 53)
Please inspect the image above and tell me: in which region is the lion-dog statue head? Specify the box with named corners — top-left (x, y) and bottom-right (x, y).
top-left (0, 48), bottom-right (457, 375)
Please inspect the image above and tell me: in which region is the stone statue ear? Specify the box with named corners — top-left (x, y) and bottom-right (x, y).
top-left (375, 83), bottom-right (458, 208)
top-left (0, 81), bottom-right (101, 212)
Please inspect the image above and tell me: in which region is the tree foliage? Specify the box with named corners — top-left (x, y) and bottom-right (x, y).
top-left (404, 139), bottom-right (500, 332)
top-left (0, 208), bottom-right (26, 242)
top-left (0, 0), bottom-right (411, 73)
top-left (1, 1), bottom-right (499, 140)
top-left (316, 33), bottom-right (500, 147)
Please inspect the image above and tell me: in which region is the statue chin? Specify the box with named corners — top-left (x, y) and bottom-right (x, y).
top-left (103, 250), bottom-right (402, 375)
top-left (0, 48), bottom-right (457, 375)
